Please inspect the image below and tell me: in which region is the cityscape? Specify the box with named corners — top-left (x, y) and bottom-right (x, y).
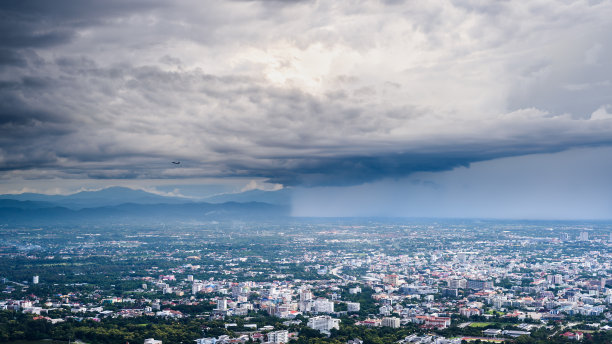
top-left (1, 218), bottom-right (612, 343)
top-left (2, 0), bottom-right (612, 343)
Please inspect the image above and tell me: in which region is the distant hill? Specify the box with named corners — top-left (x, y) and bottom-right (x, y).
top-left (0, 186), bottom-right (192, 209)
top-left (203, 188), bottom-right (292, 205)
top-left (0, 199), bottom-right (57, 210)
top-left (0, 199), bottom-right (289, 225)
top-left (0, 187), bottom-right (291, 225)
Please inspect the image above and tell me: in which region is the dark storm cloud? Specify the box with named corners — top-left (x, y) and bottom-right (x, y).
top-left (231, 140), bottom-right (612, 187)
top-left (1, 0), bottom-right (612, 187)
top-left (0, 49), bottom-right (28, 67)
top-left (0, 0), bottom-right (164, 44)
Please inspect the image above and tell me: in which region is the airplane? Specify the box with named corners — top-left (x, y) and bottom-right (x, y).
top-left (171, 161), bottom-right (180, 165)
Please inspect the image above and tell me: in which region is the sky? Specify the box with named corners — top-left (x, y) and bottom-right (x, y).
top-left (1, 0), bottom-right (611, 218)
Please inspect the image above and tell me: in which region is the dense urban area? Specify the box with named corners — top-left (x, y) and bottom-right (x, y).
top-left (1, 219), bottom-right (612, 344)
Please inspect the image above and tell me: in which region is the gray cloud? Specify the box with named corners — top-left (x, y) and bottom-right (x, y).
top-left (292, 147), bottom-right (612, 219)
top-left (1, 0), bottom-right (612, 187)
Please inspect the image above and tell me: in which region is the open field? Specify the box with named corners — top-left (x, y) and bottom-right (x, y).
top-left (469, 322), bottom-right (495, 327)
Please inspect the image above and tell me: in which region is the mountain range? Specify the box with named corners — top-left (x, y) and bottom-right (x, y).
top-left (0, 187), bottom-right (290, 225)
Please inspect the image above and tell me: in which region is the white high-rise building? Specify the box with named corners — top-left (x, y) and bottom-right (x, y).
top-left (192, 283), bottom-right (204, 295)
top-left (267, 330), bottom-right (289, 344)
top-left (560, 233), bottom-right (570, 241)
top-left (299, 299), bottom-right (313, 312)
top-left (300, 290), bottom-right (313, 301)
top-left (313, 298), bottom-right (334, 313)
top-left (382, 317), bottom-right (401, 328)
top-left (307, 315), bottom-right (340, 335)
top-left (32, 276), bottom-right (39, 284)
top-left (217, 298), bottom-right (227, 310)
top-left (579, 231), bottom-right (589, 241)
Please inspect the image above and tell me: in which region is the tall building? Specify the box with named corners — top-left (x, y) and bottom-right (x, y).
top-left (383, 274), bottom-right (399, 286)
top-left (467, 279), bottom-right (493, 291)
top-left (300, 290), bottom-right (313, 301)
top-left (442, 288), bottom-right (458, 297)
top-left (560, 233), bottom-right (570, 241)
top-left (382, 317), bottom-right (401, 328)
top-left (448, 278), bottom-right (467, 289)
top-left (307, 315), bottom-right (340, 335)
top-left (267, 330), bottom-right (289, 344)
top-left (32, 276), bottom-right (39, 284)
top-left (579, 231), bottom-right (589, 241)
top-left (313, 298), bottom-right (334, 313)
top-left (217, 298), bottom-right (227, 310)
top-left (192, 283), bottom-right (204, 295)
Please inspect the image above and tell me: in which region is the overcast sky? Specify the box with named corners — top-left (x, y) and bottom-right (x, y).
top-left (1, 1), bottom-right (611, 218)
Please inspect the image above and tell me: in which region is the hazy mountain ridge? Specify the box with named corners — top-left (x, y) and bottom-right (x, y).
top-left (0, 199), bottom-right (288, 225)
top-left (0, 187), bottom-right (192, 209)
top-left (0, 186), bottom-right (292, 208)
top-left (0, 187), bottom-right (289, 225)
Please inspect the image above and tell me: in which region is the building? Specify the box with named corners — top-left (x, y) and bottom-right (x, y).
top-left (307, 315), bottom-right (340, 335)
top-left (313, 298), bottom-right (334, 313)
top-left (347, 302), bottom-right (360, 312)
top-left (560, 233), bottom-right (570, 241)
top-left (383, 274), bottom-right (399, 286)
top-left (300, 290), bottom-right (313, 301)
top-left (217, 298), bottom-right (227, 311)
top-left (448, 279), bottom-right (466, 289)
top-left (192, 283), bottom-right (204, 295)
top-left (424, 316), bottom-right (451, 329)
top-left (379, 304), bottom-right (392, 316)
top-left (144, 339), bottom-right (162, 344)
top-left (579, 231), bottom-right (589, 241)
top-left (356, 318), bottom-right (382, 327)
top-left (561, 332), bottom-right (584, 341)
top-left (502, 330), bottom-right (531, 338)
top-left (32, 276), bottom-right (39, 284)
top-left (267, 330), bottom-right (289, 344)
top-left (547, 274), bottom-right (563, 285)
top-left (382, 317), bottom-right (401, 328)
top-left (459, 308), bottom-right (481, 317)
top-left (442, 288), bottom-right (458, 297)
top-left (483, 329), bottom-right (502, 337)
top-left (467, 280), bottom-right (493, 291)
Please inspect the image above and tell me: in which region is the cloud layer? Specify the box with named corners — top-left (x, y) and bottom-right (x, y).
top-left (1, 0), bottom-right (612, 186)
